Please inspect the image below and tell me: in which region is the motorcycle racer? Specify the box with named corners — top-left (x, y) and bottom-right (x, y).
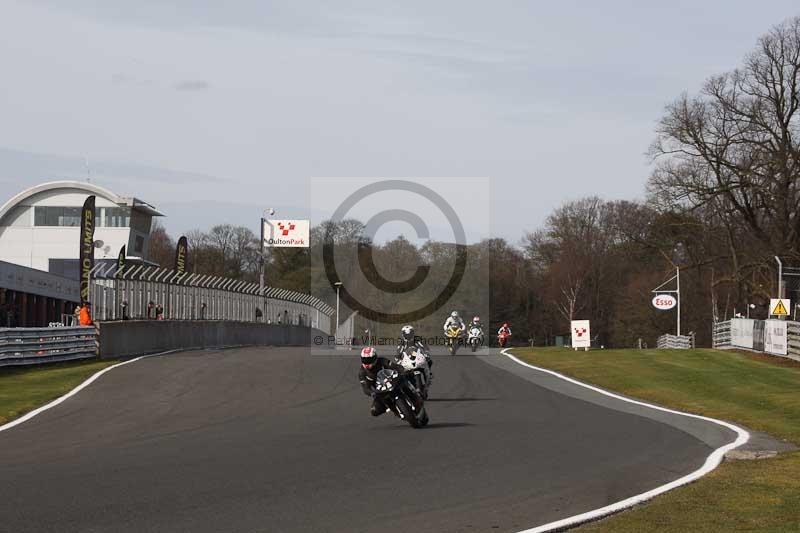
top-left (396, 325), bottom-right (433, 368)
top-left (469, 316), bottom-right (484, 334)
top-left (443, 311), bottom-right (466, 334)
top-left (497, 322), bottom-right (512, 336)
top-left (359, 347), bottom-right (406, 417)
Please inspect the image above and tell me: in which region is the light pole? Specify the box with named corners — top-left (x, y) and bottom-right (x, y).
top-left (334, 282), bottom-right (343, 340)
top-left (259, 209), bottom-right (275, 321)
top-left (676, 266), bottom-right (680, 336)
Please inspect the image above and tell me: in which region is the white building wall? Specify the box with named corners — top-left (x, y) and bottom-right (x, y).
top-left (0, 185), bottom-right (156, 272)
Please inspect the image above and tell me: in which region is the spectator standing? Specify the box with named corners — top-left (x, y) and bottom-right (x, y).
top-left (79, 303), bottom-right (93, 326)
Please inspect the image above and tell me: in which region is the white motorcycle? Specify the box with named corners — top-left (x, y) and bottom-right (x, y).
top-left (397, 347), bottom-right (432, 399)
top-left (467, 326), bottom-right (484, 352)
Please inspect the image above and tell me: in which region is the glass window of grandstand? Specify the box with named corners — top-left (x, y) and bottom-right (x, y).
top-left (105, 207), bottom-right (131, 227)
top-left (34, 206), bottom-right (84, 227)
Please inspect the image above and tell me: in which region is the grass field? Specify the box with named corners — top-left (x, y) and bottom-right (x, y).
top-left (0, 359), bottom-right (117, 426)
top-left (513, 347), bottom-right (800, 532)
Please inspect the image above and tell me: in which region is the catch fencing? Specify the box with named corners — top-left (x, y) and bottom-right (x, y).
top-left (657, 333), bottom-right (694, 349)
top-left (713, 318), bottom-right (799, 361)
top-left (87, 263), bottom-right (333, 334)
top-left (0, 326), bottom-right (97, 367)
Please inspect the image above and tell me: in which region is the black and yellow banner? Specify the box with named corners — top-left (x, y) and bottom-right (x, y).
top-left (79, 195), bottom-right (96, 305)
top-left (117, 245), bottom-right (126, 278)
top-left (175, 235), bottom-right (188, 274)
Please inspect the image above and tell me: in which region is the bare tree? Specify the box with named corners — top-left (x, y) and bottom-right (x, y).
top-left (649, 16), bottom-right (800, 257)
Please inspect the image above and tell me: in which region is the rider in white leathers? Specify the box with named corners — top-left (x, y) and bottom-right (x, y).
top-left (396, 325), bottom-right (433, 396)
top-left (443, 311), bottom-right (466, 334)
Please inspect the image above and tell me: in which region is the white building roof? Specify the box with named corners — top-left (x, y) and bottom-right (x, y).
top-left (0, 180), bottom-right (163, 226)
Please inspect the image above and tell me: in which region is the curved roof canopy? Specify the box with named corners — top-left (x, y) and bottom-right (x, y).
top-left (0, 180), bottom-right (163, 225)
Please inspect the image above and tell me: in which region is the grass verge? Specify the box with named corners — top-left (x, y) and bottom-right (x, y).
top-left (0, 359), bottom-right (118, 426)
top-left (513, 347), bottom-right (800, 532)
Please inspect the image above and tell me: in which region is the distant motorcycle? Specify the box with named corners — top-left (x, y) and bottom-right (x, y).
top-left (445, 326), bottom-right (463, 356)
top-left (467, 326), bottom-right (484, 352)
top-left (374, 368), bottom-right (429, 428)
top-left (498, 330), bottom-right (511, 348)
top-left (397, 347), bottom-right (432, 399)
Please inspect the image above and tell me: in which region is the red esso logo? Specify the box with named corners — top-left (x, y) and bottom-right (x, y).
top-left (652, 295), bottom-right (677, 310)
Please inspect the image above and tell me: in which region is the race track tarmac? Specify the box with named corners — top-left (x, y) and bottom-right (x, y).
top-left (0, 346), bottom-right (732, 532)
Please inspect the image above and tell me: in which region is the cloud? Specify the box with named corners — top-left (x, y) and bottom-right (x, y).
top-left (174, 80), bottom-right (210, 91)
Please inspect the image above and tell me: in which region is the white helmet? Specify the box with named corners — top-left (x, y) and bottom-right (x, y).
top-left (451, 311), bottom-right (459, 319)
top-left (401, 325), bottom-right (415, 340)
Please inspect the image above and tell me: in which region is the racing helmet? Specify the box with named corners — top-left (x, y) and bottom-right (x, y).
top-left (503, 322), bottom-right (509, 328)
top-left (401, 325), bottom-right (415, 341)
top-left (451, 311), bottom-right (459, 319)
top-left (360, 346), bottom-right (377, 368)
top-left (472, 316), bottom-right (480, 323)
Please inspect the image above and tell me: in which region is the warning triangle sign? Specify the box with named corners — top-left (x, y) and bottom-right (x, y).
top-left (772, 299), bottom-right (789, 316)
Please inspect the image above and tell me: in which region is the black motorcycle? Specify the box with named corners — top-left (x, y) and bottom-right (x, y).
top-left (374, 368), bottom-right (429, 428)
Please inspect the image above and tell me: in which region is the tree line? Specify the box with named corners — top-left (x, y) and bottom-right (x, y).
top-left (148, 16), bottom-right (800, 347)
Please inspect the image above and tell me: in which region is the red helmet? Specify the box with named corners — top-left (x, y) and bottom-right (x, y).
top-left (360, 346), bottom-right (377, 368)
top-left (503, 323), bottom-right (509, 328)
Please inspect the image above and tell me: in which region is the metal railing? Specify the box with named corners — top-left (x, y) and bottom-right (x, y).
top-left (712, 319), bottom-right (800, 361)
top-left (0, 326), bottom-right (97, 367)
top-left (657, 333), bottom-right (694, 349)
top-left (712, 320), bottom-right (732, 349)
top-left (788, 322), bottom-right (800, 360)
top-left (87, 263), bottom-right (333, 334)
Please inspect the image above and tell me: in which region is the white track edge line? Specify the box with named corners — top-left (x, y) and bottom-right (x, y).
top-left (0, 349), bottom-right (183, 434)
top-left (501, 349), bottom-right (750, 533)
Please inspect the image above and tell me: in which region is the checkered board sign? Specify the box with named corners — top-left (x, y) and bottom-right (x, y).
top-left (571, 320), bottom-right (591, 349)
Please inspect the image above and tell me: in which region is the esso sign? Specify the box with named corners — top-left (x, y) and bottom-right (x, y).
top-left (652, 294), bottom-right (677, 310)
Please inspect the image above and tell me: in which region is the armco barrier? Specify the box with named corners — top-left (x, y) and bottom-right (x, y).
top-left (97, 320), bottom-right (328, 359)
top-left (657, 333), bottom-right (693, 349)
top-left (713, 319), bottom-right (800, 362)
top-left (0, 326), bottom-right (97, 367)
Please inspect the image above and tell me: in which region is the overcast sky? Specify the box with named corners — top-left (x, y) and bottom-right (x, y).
top-left (1, 1), bottom-right (798, 243)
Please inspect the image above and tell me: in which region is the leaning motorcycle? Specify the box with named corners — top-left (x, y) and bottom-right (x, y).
top-left (467, 326), bottom-right (483, 352)
top-left (397, 347), bottom-right (432, 399)
top-left (445, 326), bottom-right (463, 356)
top-left (374, 368), bottom-right (429, 428)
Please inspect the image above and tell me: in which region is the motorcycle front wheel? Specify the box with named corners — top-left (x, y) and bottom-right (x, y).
top-left (396, 397), bottom-right (422, 428)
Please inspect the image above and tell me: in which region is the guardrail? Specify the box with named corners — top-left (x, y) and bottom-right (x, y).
top-left (787, 321), bottom-right (800, 360)
top-left (712, 319), bottom-right (800, 361)
top-left (657, 333), bottom-right (694, 349)
top-left (88, 262), bottom-right (333, 334)
top-left (0, 326), bottom-right (97, 367)
top-left (712, 320), bottom-right (732, 349)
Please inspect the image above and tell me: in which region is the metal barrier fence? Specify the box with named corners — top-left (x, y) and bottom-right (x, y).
top-left (657, 333), bottom-right (694, 349)
top-left (87, 263), bottom-right (333, 334)
top-left (0, 326), bottom-right (97, 367)
top-left (712, 321), bottom-right (731, 349)
top-left (789, 322), bottom-right (800, 360)
top-left (713, 319), bottom-right (800, 361)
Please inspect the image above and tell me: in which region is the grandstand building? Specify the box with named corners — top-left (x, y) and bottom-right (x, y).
top-left (0, 181), bottom-right (163, 326)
